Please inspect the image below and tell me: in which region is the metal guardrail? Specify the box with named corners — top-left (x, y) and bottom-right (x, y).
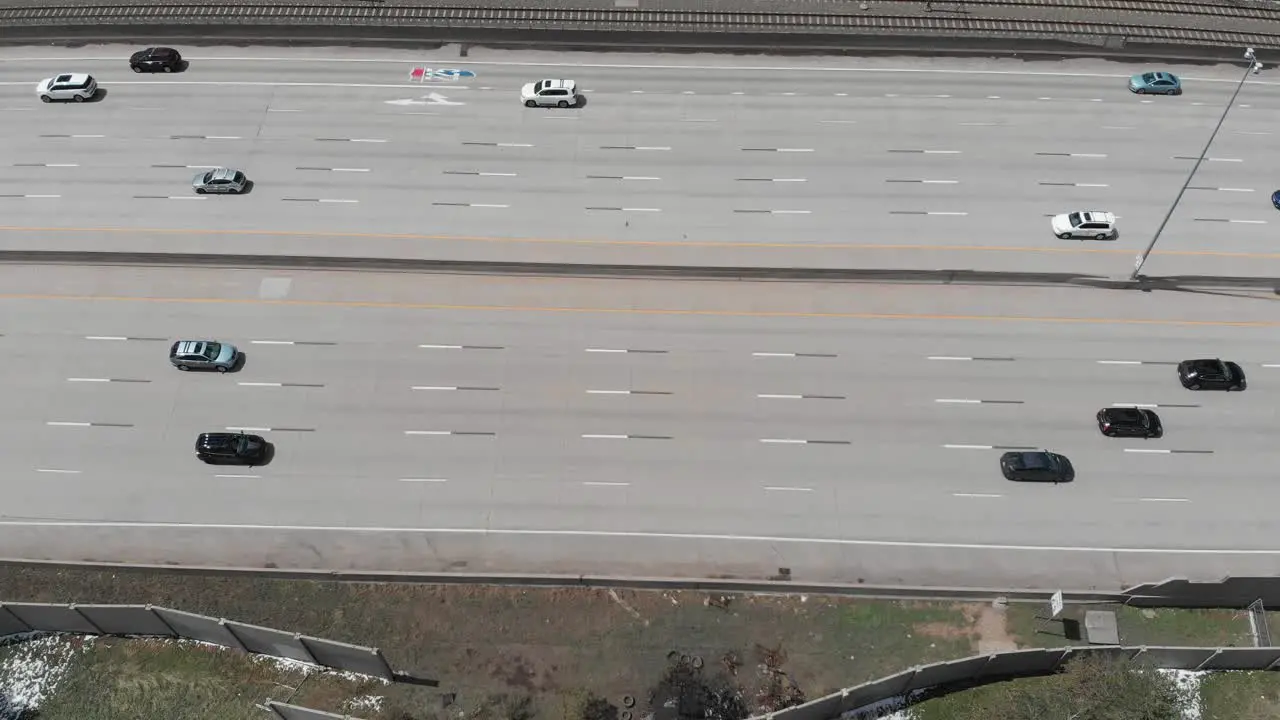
top-left (0, 3), bottom-right (1278, 48)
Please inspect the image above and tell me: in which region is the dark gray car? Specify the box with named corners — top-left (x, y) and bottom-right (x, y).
top-left (192, 167), bottom-right (248, 194)
top-left (170, 340), bottom-right (239, 372)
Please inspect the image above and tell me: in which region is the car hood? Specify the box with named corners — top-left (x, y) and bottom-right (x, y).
top-left (521, 82), bottom-right (536, 96)
top-left (215, 344), bottom-right (238, 363)
top-left (36, 78), bottom-right (52, 92)
top-left (1128, 74), bottom-right (1145, 86)
top-left (1050, 214), bottom-right (1071, 232)
top-left (192, 171), bottom-right (209, 186)
top-left (130, 50), bottom-right (149, 62)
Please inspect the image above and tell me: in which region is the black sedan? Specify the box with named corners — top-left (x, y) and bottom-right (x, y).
top-left (1178, 359), bottom-right (1246, 391)
top-left (130, 47), bottom-right (183, 73)
top-left (196, 431), bottom-right (267, 465)
top-left (1000, 450), bottom-right (1074, 483)
top-left (1096, 407), bottom-right (1163, 438)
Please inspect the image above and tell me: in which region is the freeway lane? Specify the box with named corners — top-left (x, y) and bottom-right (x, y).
top-left (0, 46), bottom-right (1278, 277)
top-left (2, 264), bottom-right (1280, 588)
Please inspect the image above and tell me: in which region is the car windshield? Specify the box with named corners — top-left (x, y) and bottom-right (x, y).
top-left (201, 342), bottom-right (221, 360)
top-left (233, 172), bottom-right (245, 183)
top-left (1142, 73), bottom-right (1156, 83)
top-left (234, 436), bottom-right (250, 453)
top-left (1068, 212), bottom-right (1083, 227)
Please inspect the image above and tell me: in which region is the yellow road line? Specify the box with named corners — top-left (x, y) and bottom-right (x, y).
top-left (2, 225), bottom-right (1280, 258)
top-left (1, 292), bottom-right (1274, 328)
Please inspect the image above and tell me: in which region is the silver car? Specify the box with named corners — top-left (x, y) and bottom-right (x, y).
top-left (169, 340), bottom-right (240, 372)
top-left (192, 167), bottom-right (249, 194)
top-left (36, 73), bottom-right (98, 103)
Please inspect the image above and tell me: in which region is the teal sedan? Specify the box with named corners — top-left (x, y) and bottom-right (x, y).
top-left (1129, 71), bottom-right (1181, 95)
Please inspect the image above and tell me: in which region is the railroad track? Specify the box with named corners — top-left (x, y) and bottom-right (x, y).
top-left (0, 3), bottom-right (1278, 48)
top-left (923, 0), bottom-right (1280, 22)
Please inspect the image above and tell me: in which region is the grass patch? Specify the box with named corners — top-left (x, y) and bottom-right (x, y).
top-left (1198, 670), bottom-right (1280, 720)
top-left (1004, 603), bottom-right (1253, 648)
top-left (0, 568), bottom-right (994, 720)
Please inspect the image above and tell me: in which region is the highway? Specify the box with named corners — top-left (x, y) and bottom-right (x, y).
top-left (0, 45), bottom-right (1279, 278)
top-left (3, 263), bottom-right (1280, 588)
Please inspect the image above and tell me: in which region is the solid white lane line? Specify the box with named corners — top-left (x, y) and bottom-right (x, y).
top-left (953, 493), bottom-right (1003, 498)
top-left (936, 399), bottom-right (981, 404)
top-left (36, 468), bottom-right (81, 474)
top-left (765, 486), bottom-right (814, 492)
top-left (944, 444), bottom-right (993, 450)
top-left (66, 377), bottom-right (110, 383)
top-left (400, 478), bottom-right (449, 483)
top-left (584, 481), bottom-right (630, 487)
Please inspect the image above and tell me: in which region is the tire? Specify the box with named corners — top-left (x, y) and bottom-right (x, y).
top-left (216, 365), bottom-right (228, 373)
top-left (162, 65), bottom-right (172, 73)
top-left (73, 94), bottom-right (84, 102)
top-left (525, 99), bottom-right (537, 107)
top-left (195, 187), bottom-right (206, 194)
top-left (1058, 232), bottom-right (1072, 240)
top-left (557, 100), bottom-right (569, 108)
top-left (177, 365), bottom-right (190, 371)
top-left (1188, 383), bottom-right (1200, 390)
top-left (1095, 233), bottom-right (1108, 241)
top-left (40, 95), bottom-right (51, 103)
top-left (1136, 88), bottom-right (1146, 94)
top-left (132, 65), bottom-right (143, 73)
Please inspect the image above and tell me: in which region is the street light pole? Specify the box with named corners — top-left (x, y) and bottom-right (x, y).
top-left (1130, 48), bottom-right (1262, 280)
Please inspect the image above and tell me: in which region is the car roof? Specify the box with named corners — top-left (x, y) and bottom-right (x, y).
top-left (1080, 211), bottom-right (1115, 223)
top-left (54, 73), bottom-right (90, 83)
top-left (174, 340), bottom-right (209, 353)
top-left (1104, 407), bottom-right (1147, 422)
top-left (208, 168), bottom-right (241, 180)
top-left (538, 79), bottom-right (574, 89)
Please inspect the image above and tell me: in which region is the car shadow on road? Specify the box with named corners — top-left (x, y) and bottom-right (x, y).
top-left (87, 88), bottom-right (108, 103)
top-left (574, 94), bottom-right (589, 109)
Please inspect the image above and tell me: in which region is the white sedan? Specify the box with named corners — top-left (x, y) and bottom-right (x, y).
top-left (36, 73), bottom-right (98, 103)
top-left (1051, 210), bottom-right (1117, 240)
top-left (521, 79), bottom-right (579, 108)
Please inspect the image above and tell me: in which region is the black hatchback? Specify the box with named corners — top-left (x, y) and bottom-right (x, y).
top-left (1000, 450), bottom-right (1074, 483)
top-left (130, 47), bottom-right (183, 73)
top-left (1096, 407), bottom-right (1163, 438)
top-left (196, 432), bottom-right (267, 465)
top-left (1178, 358), bottom-right (1246, 391)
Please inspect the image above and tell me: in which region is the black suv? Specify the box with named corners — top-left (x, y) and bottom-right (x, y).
top-left (1096, 407), bottom-right (1163, 438)
top-left (130, 47), bottom-right (183, 73)
top-left (1178, 358), bottom-right (1246, 391)
top-left (196, 432), bottom-right (267, 465)
top-left (1000, 451), bottom-right (1074, 483)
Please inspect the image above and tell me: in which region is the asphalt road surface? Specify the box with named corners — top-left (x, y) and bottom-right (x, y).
top-left (3, 264), bottom-right (1280, 589)
top-left (0, 46), bottom-right (1278, 279)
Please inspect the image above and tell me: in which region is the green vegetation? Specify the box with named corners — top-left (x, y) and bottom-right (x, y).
top-left (910, 654), bottom-right (1197, 720)
top-left (1198, 671), bottom-right (1280, 720)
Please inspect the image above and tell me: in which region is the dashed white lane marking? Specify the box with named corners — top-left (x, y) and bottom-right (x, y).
top-left (404, 430), bottom-right (496, 436)
top-left (1138, 497), bottom-right (1191, 503)
top-left (1101, 125), bottom-right (1134, 130)
top-left (433, 202), bottom-right (510, 208)
top-left (1112, 402), bottom-right (1199, 408)
top-left (297, 166), bottom-right (371, 173)
top-left (959, 122), bottom-right (1000, 126)
top-left (281, 198), bottom-right (358, 203)
top-left (818, 119), bottom-right (857, 124)
top-left (587, 175), bottom-right (661, 181)
top-left (765, 486), bottom-right (814, 492)
top-left (399, 477), bottom-right (449, 483)
top-left (936, 398), bottom-right (1025, 405)
top-left (742, 147), bottom-right (815, 152)
top-left (413, 385), bottom-right (500, 391)
top-left (760, 438), bottom-right (851, 445)
top-left (1188, 186), bottom-right (1254, 192)
top-left (1124, 448), bottom-right (1213, 455)
top-left (266, 108), bottom-right (299, 112)
top-left (1237, 130), bottom-right (1272, 135)
top-left (885, 179), bottom-right (960, 184)
top-left (586, 206), bottom-right (662, 212)
top-left (584, 481), bottom-right (630, 487)
top-left (757, 393), bottom-right (845, 400)
top-left (926, 355), bottom-right (1014, 361)
top-left (944, 444), bottom-right (992, 450)
top-left (226, 426), bottom-right (272, 432)
top-left (752, 352), bottom-right (837, 358)
top-left (888, 149), bottom-right (962, 154)
top-left (441, 171), bottom-right (518, 177)
top-left (736, 177), bottom-right (808, 182)
top-left (36, 468), bottom-right (81, 474)
top-left (238, 381), bottom-right (325, 388)
top-left (1097, 360), bottom-right (1142, 365)
top-left (586, 389), bottom-right (673, 395)
top-left (600, 145), bottom-right (671, 151)
top-left (544, 115), bottom-right (577, 120)
top-left (681, 118), bottom-right (718, 123)
top-left (889, 211), bottom-right (969, 216)
top-left (1, 194), bottom-right (62, 198)
top-left (581, 434), bottom-right (672, 440)
top-left (13, 163), bottom-right (79, 167)
top-left (1039, 182), bottom-right (1110, 188)
top-left (1192, 218), bottom-right (1267, 224)
top-left (66, 377), bottom-right (150, 383)
top-left (584, 347), bottom-right (668, 354)
top-left (1173, 156), bottom-right (1242, 162)
top-left (734, 209), bottom-right (812, 214)
top-left (419, 343), bottom-right (505, 350)
top-left (1036, 152), bottom-right (1107, 158)
top-left (953, 493), bottom-right (1003, 498)
top-left (462, 142), bottom-right (534, 148)
top-left (215, 474), bottom-right (261, 479)
top-left (1262, 364), bottom-right (1280, 368)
